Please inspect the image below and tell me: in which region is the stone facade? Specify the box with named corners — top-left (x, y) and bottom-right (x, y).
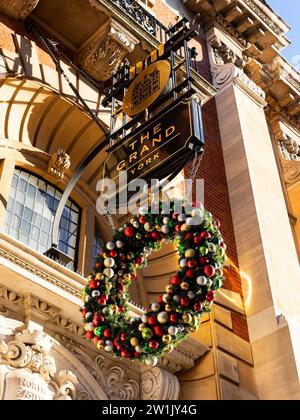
top-left (0, 0), bottom-right (299, 400)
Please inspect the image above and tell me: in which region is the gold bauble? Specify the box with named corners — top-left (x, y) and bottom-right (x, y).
top-left (95, 273), bottom-right (103, 280)
top-left (182, 313), bottom-right (193, 324)
top-left (166, 285), bottom-right (173, 294)
top-left (162, 334), bottom-right (172, 345)
top-left (167, 344), bottom-right (174, 353)
top-left (165, 304), bottom-right (173, 312)
top-left (181, 282), bottom-right (189, 290)
top-left (130, 337), bottom-right (140, 347)
top-left (181, 224), bottom-right (191, 232)
top-left (106, 282), bottom-right (113, 291)
top-left (138, 323), bottom-right (146, 331)
top-left (185, 249), bottom-right (196, 258)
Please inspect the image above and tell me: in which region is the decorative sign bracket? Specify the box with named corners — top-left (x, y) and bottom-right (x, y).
top-left (27, 17), bottom-right (205, 266)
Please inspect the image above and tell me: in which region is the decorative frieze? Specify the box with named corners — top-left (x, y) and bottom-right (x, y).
top-left (0, 0), bottom-right (39, 20)
top-left (0, 329), bottom-right (78, 400)
top-left (76, 19), bottom-right (139, 82)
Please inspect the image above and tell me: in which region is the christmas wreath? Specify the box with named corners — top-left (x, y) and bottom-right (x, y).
top-left (81, 201), bottom-right (226, 365)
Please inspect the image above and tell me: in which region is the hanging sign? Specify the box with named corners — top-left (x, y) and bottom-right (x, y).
top-left (102, 99), bottom-right (203, 199)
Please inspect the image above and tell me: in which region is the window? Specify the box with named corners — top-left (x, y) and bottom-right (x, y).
top-left (3, 168), bottom-right (81, 271)
top-left (93, 228), bottom-right (104, 268)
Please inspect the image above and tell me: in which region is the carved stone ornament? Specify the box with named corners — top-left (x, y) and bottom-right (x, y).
top-left (0, 0), bottom-right (40, 20)
top-left (0, 329), bottom-right (78, 400)
top-left (76, 19), bottom-right (139, 82)
top-left (278, 134), bottom-right (300, 161)
top-left (208, 36), bottom-right (265, 101)
top-left (280, 160), bottom-right (300, 187)
top-left (140, 367), bottom-right (180, 400)
top-left (47, 148), bottom-right (71, 180)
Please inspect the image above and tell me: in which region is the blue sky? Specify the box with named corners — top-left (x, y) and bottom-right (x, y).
top-left (268, 0), bottom-right (300, 68)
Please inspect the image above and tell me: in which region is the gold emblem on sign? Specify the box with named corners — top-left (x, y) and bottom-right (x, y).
top-left (123, 60), bottom-right (171, 117)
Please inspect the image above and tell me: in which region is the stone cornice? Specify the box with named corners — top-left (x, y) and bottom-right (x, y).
top-left (185, 0), bottom-right (289, 53)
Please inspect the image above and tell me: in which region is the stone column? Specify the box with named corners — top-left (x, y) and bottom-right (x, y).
top-left (140, 367), bottom-right (180, 400)
top-left (207, 33), bottom-right (300, 399)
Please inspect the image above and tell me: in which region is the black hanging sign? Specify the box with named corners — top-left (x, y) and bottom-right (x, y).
top-left (101, 99), bottom-right (204, 197)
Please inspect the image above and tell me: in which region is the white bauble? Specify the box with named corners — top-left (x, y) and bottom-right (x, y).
top-left (104, 257), bottom-right (115, 268)
top-left (91, 290), bottom-right (100, 297)
top-left (116, 240), bottom-right (124, 249)
top-left (151, 302), bottom-right (160, 312)
top-left (104, 345), bottom-right (113, 352)
top-left (168, 326), bottom-right (178, 336)
top-left (141, 314), bottom-right (148, 323)
top-left (162, 217), bottom-right (170, 224)
top-left (157, 312), bottom-right (168, 324)
top-left (179, 258), bottom-right (187, 267)
top-left (106, 241), bottom-right (115, 250)
top-left (161, 225), bottom-right (169, 234)
top-left (87, 322), bottom-right (94, 331)
top-left (178, 214), bottom-right (186, 222)
top-left (187, 291), bottom-right (195, 300)
top-left (197, 276), bottom-right (207, 286)
top-left (173, 295), bottom-right (180, 303)
top-left (103, 268), bottom-right (114, 278)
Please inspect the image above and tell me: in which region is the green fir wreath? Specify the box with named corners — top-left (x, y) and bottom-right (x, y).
top-left (81, 201), bottom-right (226, 366)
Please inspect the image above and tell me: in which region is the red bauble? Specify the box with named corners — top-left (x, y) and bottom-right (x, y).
top-left (194, 236), bottom-right (202, 245)
top-left (94, 336), bottom-right (100, 344)
top-left (89, 279), bottom-right (99, 289)
top-left (170, 313), bottom-right (178, 324)
top-left (124, 226), bottom-right (135, 237)
top-left (118, 306), bottom-right (125, 313)
top-left (157, 295), bottom-right (164, 304)
top-left (206, 291), bottom-right (215, 302)
top-left (131, 273), bottom-right (137, 281)
top-left (204, 265), bottom-right (215, 277)
top-left (137, 256), bottom-right (144, 265)
top-left (172, 213), bottom-right (178, 220)
top-left (97, 296), bottom-right (106, 306)
top-left (120, 254), bottom-right (127, 262)
top-left (119, 284), bottom-right (125, 293)
top-left (93, 319), bottom-right (99, 327)
top-left (148, 315), bottom-right (157, 326)
top-left (215, 219), bottom-right (221, 228)
top-left (95, 262), bottom-right (102, 269)
top-left (175, 224), bottom-right (181, 232)
top-left (121, 350), bottom-right (131, 359)
top-left (194, 301), bottom-right (203, 312)
top-left (180, 297), bottom-right (189, 307)
top-left (149, 340), bottom-right (159, 350)
top-left (139, 216), bottom-right (146, 224)
top-left (110, 249), bottom-right (118, 258)
top-left (103, 329), bottom-right (111, 338)
top-left (134, 351), bottom-right (141, 358)
top-left (151, 231), bottom-right (160, 240)
top-left (120, 332), bottom-right (127, 341)
top-left (186, 269), bottom-right (195, 278)
top-left (86, 331), bottom-right (94, 340)
top-left (187, 259), bottom-right (197, 269)
top-left (82, 308), bottom-right (87, 317)
top-left (116, 344), bottom-right (123, 352)
top-left (201, 231), bottom-right (211, 240)
top-left (171, 276), bottom-right (181, 286)
top-left (199, 257), bottom-right (209, 264)
top-left (153, 326), bottom-right (164, 337)
top-left (185, 232), bottom-right (194, 241)
top-left (113, 337), bottom-right (119, 347)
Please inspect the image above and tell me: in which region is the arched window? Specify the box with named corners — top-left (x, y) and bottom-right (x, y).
top-left (3, 168), bottom-right (81, 271)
